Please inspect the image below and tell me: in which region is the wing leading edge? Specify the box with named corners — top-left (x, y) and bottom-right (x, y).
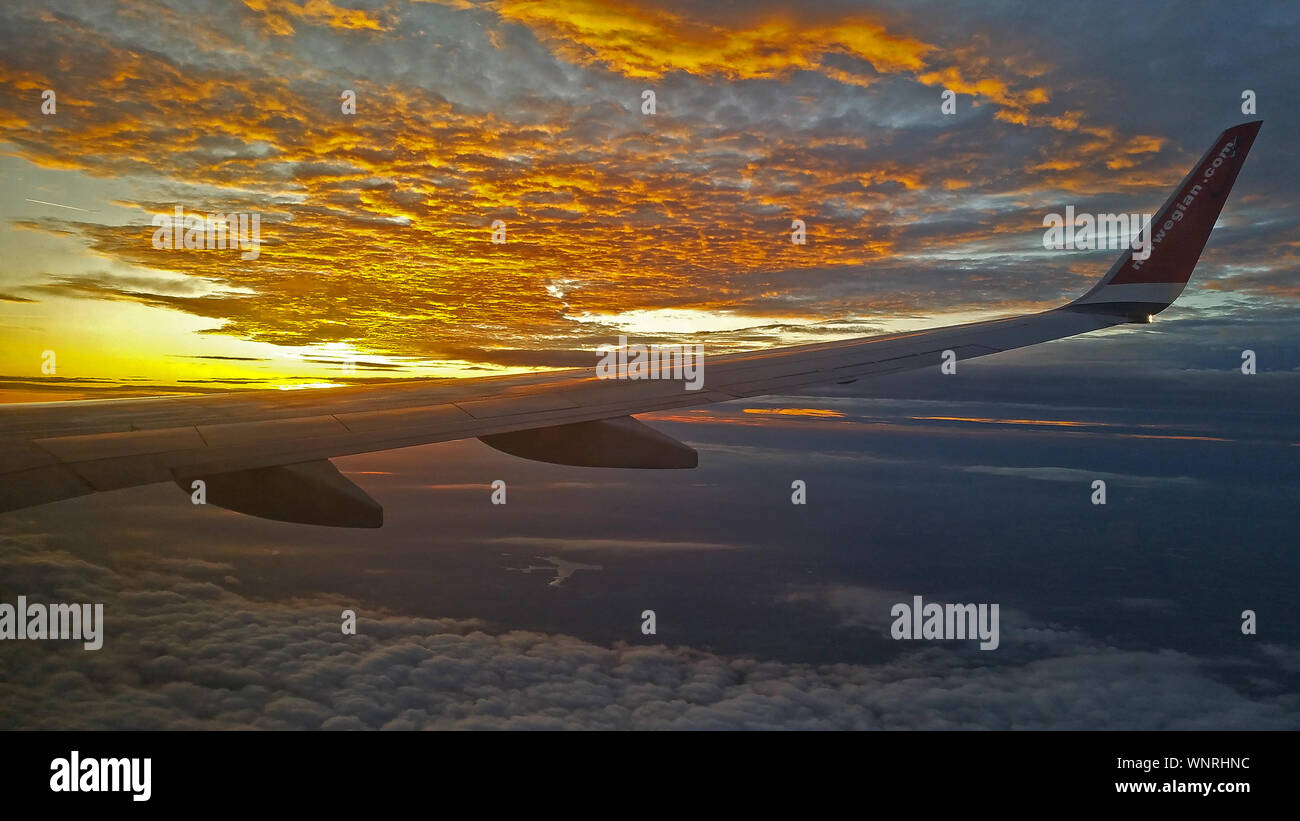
top-left (0, 122), bottom-right (1262, 525)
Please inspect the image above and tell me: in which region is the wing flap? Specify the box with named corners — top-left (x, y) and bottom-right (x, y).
top-left (335, 403), bottom-right (474, 435)
top-left (197, 415), bottom-right (350, 447)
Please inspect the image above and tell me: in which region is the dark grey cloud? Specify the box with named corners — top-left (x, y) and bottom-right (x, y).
top-left (2, 533), bottom-right (1295, 729)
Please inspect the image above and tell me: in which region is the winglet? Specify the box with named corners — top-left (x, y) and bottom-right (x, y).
top-left (1064, 120), bottom-right (1262, 320)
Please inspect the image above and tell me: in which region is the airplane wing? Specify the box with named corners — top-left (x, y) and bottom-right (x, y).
top-left (0, 121), bottom-right (1262, 527)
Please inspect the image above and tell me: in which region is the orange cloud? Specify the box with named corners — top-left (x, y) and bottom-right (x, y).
top-left (493, 1), bottom-right (930, 80)
top-left (241, 0), bottom-right (387, 34)
top-left (742, 408), bottom-right (845, 418)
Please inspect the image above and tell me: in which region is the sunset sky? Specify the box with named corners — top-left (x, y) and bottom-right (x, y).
top-left (1, 0), bottom-right (1298, 732)
top-left (2, 0), bottom-right (1296, 398)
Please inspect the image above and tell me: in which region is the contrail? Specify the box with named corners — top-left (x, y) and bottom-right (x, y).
top-left (25, 198), bottom-right (97, 212)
